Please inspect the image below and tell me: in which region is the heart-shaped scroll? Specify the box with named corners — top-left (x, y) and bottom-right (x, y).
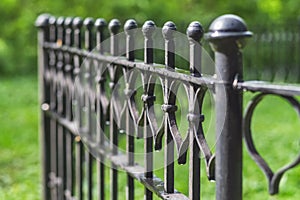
top-left (243, 93), bottom-right (300, 195)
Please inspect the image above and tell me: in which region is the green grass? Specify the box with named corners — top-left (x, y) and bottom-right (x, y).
top-left (0, 75), bottom-right (40, 199)
top-left (0, 76), bottom-right (300, 199)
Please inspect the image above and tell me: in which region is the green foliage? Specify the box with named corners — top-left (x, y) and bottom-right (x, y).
top-left (0, 0), bottom-right (300, 75)
top-left (1, 77), bottom-right (300, 199)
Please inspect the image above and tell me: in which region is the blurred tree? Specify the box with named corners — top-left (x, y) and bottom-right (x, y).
top-left (0, 0), bottom-right (299, 75)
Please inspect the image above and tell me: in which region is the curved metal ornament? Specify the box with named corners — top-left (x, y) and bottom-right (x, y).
top-left (192, 86), bottom-right (215, 180)
top-left (243, 93), bottom-right (300, 195)
top-left (136, 73), bottom-right (159, 139)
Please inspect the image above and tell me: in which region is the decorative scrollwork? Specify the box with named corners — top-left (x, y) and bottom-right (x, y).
top-left (243, 93), bottom-right (300, 195)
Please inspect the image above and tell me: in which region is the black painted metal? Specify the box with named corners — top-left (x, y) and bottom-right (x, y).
top-left (36, 13), bottom-right (300, 200)
top-left (141, 20), bottom-right (155, 200)
top-left (206, 14), bottom-right (252, 200)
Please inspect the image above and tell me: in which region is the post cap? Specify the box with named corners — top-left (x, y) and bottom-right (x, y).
top-left (35, 13), bottom-right (51, 28)
top-left (124, 19), bottom-right (138, 33)
top-left (162, 21), bottom-right (177, 39)
top-left (187, 21), bottom-right (204, 41)
top-left (108, 19), bottom-right (121, 35)
top-left (142, 20), bottom-right (156, 37)
top-left (84, 17), bottom-right (94, 30)
top-left (205, 14), bottom-right (252, 41)
top-left (73, 17), bottom-right (83, 29)
top-left (95, 18), bottom-right (107, 31)
top-left (64, 17), bottom-right (73, 28)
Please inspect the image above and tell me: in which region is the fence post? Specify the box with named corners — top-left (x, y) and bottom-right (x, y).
top-left (36, 13), bottom-right (51, 200)
top-left (206, 15), bottom-right (252, 200)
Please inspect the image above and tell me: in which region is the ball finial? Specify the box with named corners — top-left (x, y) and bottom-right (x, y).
top-left (73, 17), bottom-right (83, 29)
top-left (124, 19), bottom-right (138, 33)
top-left (64, 17), bottom-right (73, 28)
top-left (187, 21), bottom-right (204, 41)
top-left (206, 14), bottom-right (252, 41)
top-left (56, 17), bottom-right (65, 27)
top-left (95, 18), bottom-right (107, 31)
top-left (35, 13), bottom-right (51, 28)
top-left (49, 16), bottom-right (56, 26)
top-left (108, 19), bottom-right (121, 35)
top-left (142, 20), bottom-right (156, 38)
top-left (84, 17), bottom-right (94, 30)
top-left (162, 21), bottom-right (177, 39)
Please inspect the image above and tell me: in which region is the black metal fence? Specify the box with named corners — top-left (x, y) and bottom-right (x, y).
top-left (36, 13), bottom-right (300, 200)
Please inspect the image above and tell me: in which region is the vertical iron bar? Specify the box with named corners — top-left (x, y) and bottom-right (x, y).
top-left (108, 19), bottom-right (121, 200)
top-left (142, 20), bottom-right (156, 200)
top-left (56, 16), bottom-right (66, 200)
top-left (36, 13), bottom-right (51, 200)
top-left (64, 17), bottom-right (74, 199)
top-left (49, 16), bottom-right (58, 200)
top-left (73, 17), bottom-right (84, 200)
top-left (84, 17), bottom-right (95, 200)
top-left (206, 15), bottom-right (252, 200)
top-left (124, 19), bottom-right (138, 200)
top-left (95, 18), bottom-right (107, 200)
top-left (162, 21), bottom-right (176, 194)
top-left (187, 21), bottom-right (204, 200)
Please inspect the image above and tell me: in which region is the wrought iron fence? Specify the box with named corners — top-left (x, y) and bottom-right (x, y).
top-left (36, 13), bottom-right (300, 200)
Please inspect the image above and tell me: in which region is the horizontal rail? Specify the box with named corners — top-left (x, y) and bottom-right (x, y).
top-left (236, 80), bottom-right (300, 96)
top-left (42, 106), bottom-right (188, 200)
top-left (43, 42), bottom-right (215, 88)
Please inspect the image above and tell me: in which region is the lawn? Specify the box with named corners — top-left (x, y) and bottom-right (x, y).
top-left (0, 75), bottom-right (40, 199)
top-left (0, 75), bottom-right (299, 199)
